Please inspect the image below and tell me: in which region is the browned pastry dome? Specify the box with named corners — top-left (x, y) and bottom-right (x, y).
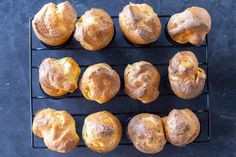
top-left (82, 111), bottom-right (122, 153)
top-left (32, 1), bottom-right (77, 46)
top-left (119, 3), bottom-right (161, 45)
top-left (32, 108), bottom-right (80, 153)
top-left (167, 6), bottom-right (211, 45)
top-left (74, 8), bottom-right (114, 51)
top-left (39, 57), bottom-right (81, 97)
top-left (162, 109), bottom-right (200, 147)
top-left (127, 113), bottom-right (166, 154)
top-left (124, 61), bottom-right (160, 103)
top-left (168, 51), bottom-right (206, 99)
top-left (79, 63), bottom-right (120, 104)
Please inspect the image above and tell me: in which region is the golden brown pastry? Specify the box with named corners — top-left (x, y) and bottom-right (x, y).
top-left (162, 109), bottom-right (200, 147)
top-left (79, 63), bottom-right (120, 104)
top-left (168, 51), bottom-right (206, 99)
top-left (119, 2), bottom-right (161, 45)
top-left (32, 108), bottom-right (79, 153)
top-left (74, 8), bottom-right (114, 51)
top-left (82, 111), bottom-right (122, 153)
top-left (167, 6), bottom-right (211, 45)
top-left (32, 1), bottom-right (77, 46)
top-left (39, 57), bottom-right (81, 97)
top-left (124, 61), bottom-right (160, 103)
top-left (127, 113), bottom-right (166, 154)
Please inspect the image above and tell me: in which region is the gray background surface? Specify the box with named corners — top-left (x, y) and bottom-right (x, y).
top-left (0, 0), bottom-right (235, 156)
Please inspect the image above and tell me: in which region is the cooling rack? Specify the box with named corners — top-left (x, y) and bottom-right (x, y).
top-left (29, 15), bottom-right (211, 149)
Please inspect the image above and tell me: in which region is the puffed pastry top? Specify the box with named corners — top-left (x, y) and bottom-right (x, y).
top-left (79, 63), bottom-right (120, 104)
top-left (168, 51), bottom-right (206, 99)
top-left (82, 111), bottom-right (122, 153)
top-left (124, 61), bottom-right (160, 103)
top-left (39, 57), bottom-right (81, 97)
top-left (32, 108), bottom-right (80, 153)
top-left (32, 1), bottom-right (77, 46)
top-left (74, 8), bottom-right (114, 51)
top-left (127, 113), bottom-right (166, 154)
top-left (119, 2), bottom-right (161, 45)
top-left (162, 109), bottom-right (200, 147)
top-left (167, 6), bottom-right (211, 45)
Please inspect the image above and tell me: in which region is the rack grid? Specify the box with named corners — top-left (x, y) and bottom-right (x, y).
top-left (29, 15), bottom-right (211, 149)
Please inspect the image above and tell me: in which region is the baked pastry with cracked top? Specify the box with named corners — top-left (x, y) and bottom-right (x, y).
top-left (32, 1), bottom-right (77, 46)
top-left (39, 57), bottom-right (81, 97)
top-left (168, 51), bottom-right (206, 99)
top-left (79, 63), bottom-right (120, 104)
top-left (162, 109), bottom-right (200, 147)
top-left (82, 111), bottom-right (122, 153)
top-left (127, 113), bottom-right (166, 154)
top-left (32, 108), bottom-right (80, 153)
top-left (74, 8), bottom-right (114, 51)
top-left (119, 2), bottom-right (161, 45)
top-left (124, 61), bottom-right (160, 103)
top-left (167, 6), bottom-right (211, 45)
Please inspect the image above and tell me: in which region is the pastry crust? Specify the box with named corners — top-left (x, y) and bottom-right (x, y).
top-left (32, 1), bottom-right (77, 46)
top-left (39, 57), bottom-right (81, 97)
top-left (168, 51), bottom-right (206, 99)
top-left (79, 63), bottom-right (120, 104)
top-left (119, 2), bottom-right (161, 45)
top-left (127, 113), bottom-right (166, 154)
top-left (167, 6), bottom-right (211, 45)
top-left (162, 109), bottom-right (200, 147)
top-left (124, 61), bottom-right (160, 103)
top-left (74, 8), bottom-right (114, 51)
top-left (82, 111), bottom-right (122, 153)
top-left (32, 108), bottom-right (79, 153)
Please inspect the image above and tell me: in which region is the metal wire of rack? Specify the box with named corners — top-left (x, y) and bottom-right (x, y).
top-left (29, 15), bottom-right (211, 149)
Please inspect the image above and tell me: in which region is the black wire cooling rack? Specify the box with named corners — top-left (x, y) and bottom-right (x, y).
top-left (29, 15), bottom-right (211, 149)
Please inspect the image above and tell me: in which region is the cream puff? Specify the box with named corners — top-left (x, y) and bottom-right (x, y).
top-left (162, 109), bottom-right (200, 147)
top-left (39, 57), bottom-right (81, 97)
top-left (168, 51), bottom-right (206, 99)
top-left (32, 1), bottom-right (77, 46)
top-left (32, 108), bottom-right (79, 153)
top-left (82, 111), bottom-right (122, 153)
top-left (119, 3), bottom-right (161, 45)
top-left (124, 61), bottom-right (160, 103)
top-left (79, 63), bottom-right (120, 104)
top-left (167, 6), bottom-right (211, 45)
top-left (127, 113), bottom-right (166, 154)
top-left (74, 8), bottom-right (114, 51)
